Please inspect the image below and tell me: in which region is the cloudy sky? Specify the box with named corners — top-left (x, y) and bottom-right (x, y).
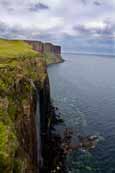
top-left (0, 0), bottom-right (115, 54)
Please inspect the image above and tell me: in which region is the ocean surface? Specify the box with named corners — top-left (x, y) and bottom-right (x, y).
top-left (48, 54), bottom-right (115, 173)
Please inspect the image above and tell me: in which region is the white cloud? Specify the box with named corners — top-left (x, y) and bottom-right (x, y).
top-left (0, 0), bottom-right (114, 35)
top-left (84, 21), bottom-right (106, 29)
top-left (0, 0), bottom-right (114, 52)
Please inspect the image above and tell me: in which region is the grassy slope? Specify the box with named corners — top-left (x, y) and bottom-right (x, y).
top-left (0, 39), bottom-right (44, 172)
top-left (0, 39), bottom-right (40, 68)
top-left (0, 39), bottom-right (38, 59)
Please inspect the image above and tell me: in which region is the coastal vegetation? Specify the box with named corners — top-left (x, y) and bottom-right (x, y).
top-left (0, 38), bottom-right (64, 173)
top-left (0, 39), bottom-right (43, 172)
top-left (0, 39), bottom-right (38, 59)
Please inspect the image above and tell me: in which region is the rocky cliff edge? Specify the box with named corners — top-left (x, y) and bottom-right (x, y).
top-left (25, 40), bottom-right (63, 64)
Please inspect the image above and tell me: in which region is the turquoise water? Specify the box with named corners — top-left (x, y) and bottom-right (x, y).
top-left (48, 54), bottom-right (115, 173)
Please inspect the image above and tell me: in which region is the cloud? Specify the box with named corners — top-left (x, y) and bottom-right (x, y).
top-left (0, 0), bottom-right (114, 53)
top-left (73, 19), bottom-right (115, 39)
top-left (93, 1), bottom-right (102, 6)
top-left (29, 3), bottom-right (49, 12)
top-left (80, 0), bottom-right (87, 5)
top-left (0, 0), bottom-right (10, 6)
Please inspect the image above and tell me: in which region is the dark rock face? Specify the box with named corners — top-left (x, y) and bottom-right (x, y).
top-left (43, 42), bottom-right (61, 55)
top-left (15, 78), bottom-right (38, 173)
top-left (26, 41), bottom-right (44, 53)
top-left (52, 45), bottom-right (61, 54)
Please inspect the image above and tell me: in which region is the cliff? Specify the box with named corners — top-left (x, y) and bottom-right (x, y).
top-left (25, 40), bottom-right (63, 64)
top-left (0, 39), bottom-right (61, 173)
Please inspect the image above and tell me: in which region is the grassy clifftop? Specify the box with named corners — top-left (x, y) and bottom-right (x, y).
top-left (0, 39), bottom-right (63, 67)
top-left (0, 39), bottom-right (39, 59)
top-left (0, 39), bottom-right (41, 68)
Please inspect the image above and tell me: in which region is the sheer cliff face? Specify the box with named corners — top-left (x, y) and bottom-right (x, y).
top-left (0, 56), bottom-right (50, 173)
top-left (25, 40), bottom-right (63, 64)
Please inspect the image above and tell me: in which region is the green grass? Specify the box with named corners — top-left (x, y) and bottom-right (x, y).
top-left (0, 39), bottom-right (38, 59)
top-left (0, 121), bottom-right (17, 173)
top-left (0, 122), bottom-right (8, 152)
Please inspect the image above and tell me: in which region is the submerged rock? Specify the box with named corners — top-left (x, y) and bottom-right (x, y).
top-left (61, 129), bottom-right (100, 155)
top-left (78, 135), bottom-right (98, 150)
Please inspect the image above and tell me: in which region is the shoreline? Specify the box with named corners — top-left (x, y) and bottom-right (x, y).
top-left (42, 59), bottom-right (67, 172)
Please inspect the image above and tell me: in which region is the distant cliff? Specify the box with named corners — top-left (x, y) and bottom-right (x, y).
top-left (25, 40), bottom-right (63, 64)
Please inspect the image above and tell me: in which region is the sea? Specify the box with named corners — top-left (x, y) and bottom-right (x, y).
top-left (48, 53), bottom-right (115, 173)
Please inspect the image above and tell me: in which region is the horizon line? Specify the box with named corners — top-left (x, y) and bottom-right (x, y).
top-left (62, 51), bottom-right (115, 57)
